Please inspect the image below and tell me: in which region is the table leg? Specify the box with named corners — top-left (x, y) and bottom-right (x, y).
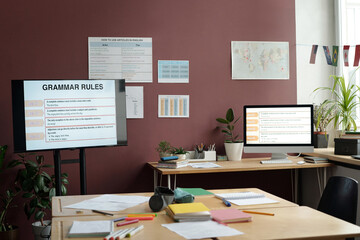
top-left (167, 175), bottom-right (171, 189)
top-left (174, 175), bottom-right (177, 189)
top-left (153, 170), bottom-right (158, 191)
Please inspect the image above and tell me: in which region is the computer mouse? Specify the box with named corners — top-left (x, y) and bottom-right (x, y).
top-left (297, 161), bottom-right (305, 165)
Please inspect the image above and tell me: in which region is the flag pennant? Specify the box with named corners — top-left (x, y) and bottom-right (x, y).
top-left (332, 46), bottom-right (339, 66)
top-left (354, 45), bottom-right (360, 67)
top-left (343, 45), bottom-right (350, 67)
top-left (309, 45), bottom-right (318, 64)
top-left (323, 46), bottom-right (332, 65)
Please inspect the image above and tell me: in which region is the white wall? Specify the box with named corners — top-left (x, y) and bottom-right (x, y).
top-left (296, 0), bottom-right (335, 105)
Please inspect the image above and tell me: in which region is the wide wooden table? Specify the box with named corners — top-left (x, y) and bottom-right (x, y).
top-left (147, 157), bottom-right (332, 202)
top-left (51, 188), bottom-right (360, 240)
top-left (305, 147), bottom-right (360, 168)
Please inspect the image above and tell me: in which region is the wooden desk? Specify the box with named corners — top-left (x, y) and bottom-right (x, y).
top-left (52, 188), bottom-right (297, 218)
top-left (51, 189), bottom-right (360, 240)
top-left (305, 147), bottom-right (360, 168)
top-left (147, 157), bottom-right (332, 202)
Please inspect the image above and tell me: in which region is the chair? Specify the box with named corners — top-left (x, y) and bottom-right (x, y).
top-left (317, 176), bottom-right (358, 225)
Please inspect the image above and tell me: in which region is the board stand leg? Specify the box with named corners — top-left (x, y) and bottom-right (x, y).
top-left (53, 148), bottom-right (87, 196)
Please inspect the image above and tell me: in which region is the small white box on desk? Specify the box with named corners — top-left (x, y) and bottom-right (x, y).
top-left (187, 151), bottom-right (216, 162)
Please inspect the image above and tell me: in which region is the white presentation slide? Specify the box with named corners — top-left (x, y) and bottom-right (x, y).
top-left (23, 80), bottom-right (118, 150)
top-left (246, 107), bottom-right (312, 144)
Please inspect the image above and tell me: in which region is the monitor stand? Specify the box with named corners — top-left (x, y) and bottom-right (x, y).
top-left (271, 153), bottom-right (288, 160)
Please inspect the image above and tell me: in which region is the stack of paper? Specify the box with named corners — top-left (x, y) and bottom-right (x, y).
top-left (166, 202), bottom-right (211, 222)
top-left (215, 191), bottom-right (279, 206)
top-left (67, 220), bottom-right (113, 238)
top-left (210, 208), bottom-right (252, 223)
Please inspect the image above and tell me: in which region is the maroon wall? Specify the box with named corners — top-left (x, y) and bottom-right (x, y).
top-left (0, 0), bottom-right (296, 238)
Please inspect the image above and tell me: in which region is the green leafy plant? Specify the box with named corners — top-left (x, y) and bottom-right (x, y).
top-left (216, 108), bottom-right (243, 143)
top-left (155, 141), bottom-right (174, 155)
top-left (313, 104), bottom-right (335, 133)
top-left (314, 75), bottom-right (359, 132)
top-left (0, 145), bottom-right (20, 232)
top-left (172, 147), bottom-right (188, 155)
top-left (10, 153), bottom-right (68, 226)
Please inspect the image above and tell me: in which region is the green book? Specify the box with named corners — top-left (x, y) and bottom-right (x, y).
top-left (177, 188), bottom-right (214, 196)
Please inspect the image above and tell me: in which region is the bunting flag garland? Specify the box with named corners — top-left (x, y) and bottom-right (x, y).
top-left (323, 46), bottom-right (333, 65)
top-left (354, 45), bottom-right (360, 67)
top-left (309, 45), bottom-right (318, 64)
top-left (343, 45), bottom-right (350, 66)
top-left (332, 46), bottom-right (339, 66)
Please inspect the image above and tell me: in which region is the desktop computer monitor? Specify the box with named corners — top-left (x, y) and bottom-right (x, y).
top-left (243, 104), bottom-right (314, 159)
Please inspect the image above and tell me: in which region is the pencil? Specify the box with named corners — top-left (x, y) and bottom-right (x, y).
top-left (92, 209), bottom-right (114, 216)
top-left (243, 210), bottom-right (275, 216)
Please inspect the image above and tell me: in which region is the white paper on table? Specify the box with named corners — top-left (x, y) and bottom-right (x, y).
top-left (64, 194), bottom-right (150, 212)
top-left (229, 197), bottom-right (279, 206)
top-left (188, 162), bottom-right (221, 168)
top-left (69, 220), bottom-right (113, 234)
top-left (162, 221), bottom-right (243, 239)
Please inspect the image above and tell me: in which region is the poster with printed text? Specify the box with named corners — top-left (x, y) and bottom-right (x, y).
top-left (231, 41), bottom-right (289, 80)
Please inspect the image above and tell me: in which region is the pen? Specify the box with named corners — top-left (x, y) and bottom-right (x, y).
top-left (126, 225), bottom-right (144, 237)
top-left (92, 209), bottom-right (114, 216)
top-left (112, 217), bottom-right (126, 222)
top-left (243, 210), bottom-right (275, 216)
top-left (116, 219), bottom-right (139, 227)
top-left (221, 198), bottom-right (231, 207)
top-left (125, 216), bottom-right (154, 221)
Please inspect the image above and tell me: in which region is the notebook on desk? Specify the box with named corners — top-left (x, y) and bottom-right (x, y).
top-left (215, 192), bottom-right (279, 206)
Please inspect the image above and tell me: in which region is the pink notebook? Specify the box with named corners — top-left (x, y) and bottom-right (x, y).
top-left (210, 208), bottom-right (252, 223)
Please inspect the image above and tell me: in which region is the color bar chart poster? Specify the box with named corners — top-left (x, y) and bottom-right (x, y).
top-left (158, 60), bottom-right (189, 83)
top-left (88, 37), bottom-right (153, 83)
top-left (158, 95), bottom-right (189, 118)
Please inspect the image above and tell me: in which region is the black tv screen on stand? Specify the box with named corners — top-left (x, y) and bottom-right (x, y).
top-left (12, 79), bottom-right (127, 152)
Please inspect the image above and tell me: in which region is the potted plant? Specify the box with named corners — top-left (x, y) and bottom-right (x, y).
top-left (313, 105), bottom-right (335, 148)
top-left (216, 108), bottom-right (244, 160)
top-left (156, 141), bottom-right (174, 158)
top-left (314, 75), bottom-right (359, 133)
top-left (0, 145), bottom-right (20, 240)
top-left (11, 153), bottom-right (68, 240)
top-left (171, 147), bottom-right (189, 160)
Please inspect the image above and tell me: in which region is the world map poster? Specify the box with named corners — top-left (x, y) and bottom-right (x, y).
top-left (231, 41), bottom-right (289, 80)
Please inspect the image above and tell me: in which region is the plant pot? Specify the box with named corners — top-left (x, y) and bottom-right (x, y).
top-left (0, 226), bottom-right (19, 240)
top-left (175, 154), bottom-right (187, 160)
top-left (32, 220), bottom-right (51, 240)
top-left (159, 152), bottom-right (172, 158)
top-left (224, 142), bottom-right (244, 161)
top-left (314, 132), bottom-right (328, 148)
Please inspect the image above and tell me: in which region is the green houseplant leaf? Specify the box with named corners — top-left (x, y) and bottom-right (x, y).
top-left (216, 108), bottom-right (243, 143)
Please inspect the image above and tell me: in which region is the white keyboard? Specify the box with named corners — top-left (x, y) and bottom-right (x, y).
top-left (260, 159), bottom-right (293, 164)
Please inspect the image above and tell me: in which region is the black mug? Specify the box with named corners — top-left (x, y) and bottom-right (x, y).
top-left (149, 186), bottom-right (174, 212)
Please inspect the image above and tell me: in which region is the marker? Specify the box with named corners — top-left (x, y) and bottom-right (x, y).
top-left (243, 210), bottom-right (275, 216)
top-left (112, 217), bottom-right (126, 222)
top-left (115, 228), bottom-right (134, 240)
top-left (116, 219), bottom-right (139, 227)
top-left (125, 216), bottom-right (154, 221)
top-left (126, 225), bottom-right (144, 237)
top-left (130, 213), bottom-right (157, 217)
top-left (104, 229), bottom-right (126, 240)
top-left (221, 198), bottom-right (231, 207)
top-left (127, 213), bottom-right (157, 217)
top-left (92, 209), bottom-right (114, 216)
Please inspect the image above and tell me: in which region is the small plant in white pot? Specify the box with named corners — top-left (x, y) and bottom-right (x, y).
top-left (171, 147), bottom-right (189, 160)
top-left (216, 108), bottom-right (244, 160)
top-left (155, 141), bottom-right (174, 158)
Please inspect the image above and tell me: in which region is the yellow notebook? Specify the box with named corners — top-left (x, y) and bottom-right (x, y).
top-left (168, 202), bottom-right (209, 215)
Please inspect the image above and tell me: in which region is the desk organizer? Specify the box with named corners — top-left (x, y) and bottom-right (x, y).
top-left (187, 151), bottom-right (216, 162)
